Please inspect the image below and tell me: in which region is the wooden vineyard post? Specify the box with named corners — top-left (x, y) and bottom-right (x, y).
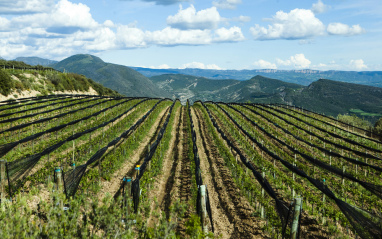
top-left (261, 170), bottom-right (265, 218)
top-left (322, 179), bottom-right (326, 225)
top-left (124, 177), bottom-right (132, 220)
top-left (72, 138), bottom-right (75, 169)
top-left (199, 185), bottom-right (209, 234)
top-left (329, 150), bottom-right (332, 166)
top-left (0, 160), bottom-right (6, 202)
top-left (135, 165), bottom-right (140, 180)
top-left (291, 196), bottom-right (302, 239)
top-left (54, 167), bottom-right (63, 192)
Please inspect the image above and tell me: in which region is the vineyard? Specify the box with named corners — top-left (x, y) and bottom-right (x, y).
top-left (0, 94), bottom-right (381, 238)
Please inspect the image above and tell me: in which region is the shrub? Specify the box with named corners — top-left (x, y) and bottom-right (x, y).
top-left (0, 69), bottom-right (14, 96)
top-left (374, 117), bottom-right (382, 137)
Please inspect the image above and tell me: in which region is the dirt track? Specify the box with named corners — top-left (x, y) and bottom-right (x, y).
top-left (193, 107), bottom-right (266, 239)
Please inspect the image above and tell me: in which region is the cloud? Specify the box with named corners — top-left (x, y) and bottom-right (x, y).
top-left (253, 60), bottom-right (277, 69)
top-left (276, 54), bottom-right (311, 68)
top-left (311, 0), bottom-right (329, 14)
top-left (0, 0), bottom-right (54, 15)
top-left (213, 26), bottom-right (245, 42)
top-left (167, 5), bottom-right (222, 30)
top-left (11, 0), bottom-right (98, 31)
top-left (231, 15), bottom-right (251, 22)
top-left (213, 0), bottom-right (242, 10)
top-left (179, 62), bottom-right (222, 70)
top-left (250, 9), bottom-right (325, 40)
top-left (349, 59), bottom-right (367, 70)
top-left (0, 0), bottom-right (244, 60)
top-left (146, 27), bottom-right (212, 45)
top-left (119, 0), bottom-right (188, 5)
top-left (327, 23), bottom-right (365, 36)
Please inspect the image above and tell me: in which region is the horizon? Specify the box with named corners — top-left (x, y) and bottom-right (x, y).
top-left (1, 0), bottom-right (381, 71)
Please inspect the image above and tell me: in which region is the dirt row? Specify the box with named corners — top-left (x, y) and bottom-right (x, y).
top-left (193, 106), bottom-right (266, 238)
top-left (210, 104), bottom-right (331, 238)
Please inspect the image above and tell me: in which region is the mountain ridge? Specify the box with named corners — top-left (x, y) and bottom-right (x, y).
top-left (52, 54), bottom-right (170, 98)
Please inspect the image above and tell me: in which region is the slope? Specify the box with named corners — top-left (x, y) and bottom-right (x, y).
top-left (151, 74), bottom-right (303, 104)
top-left (287, 79), bottom-right (382, 122)
top-left (53, 54), bottom-right (170, 98)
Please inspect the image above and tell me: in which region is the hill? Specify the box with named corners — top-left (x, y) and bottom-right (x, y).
top-left (151, 74), bottom-right (303, 104)
top-left (286, 79), bottom-right (382, 122)
top-left (13, 57), bottom-right (58, 66)
top-left (152, 73), bottom-right (382, 123)
top-left (52, 54), bottom-right (170, 98)
top-left (0, 60), bottom-right (120, 101)
top-left (133, 67), bottom-right (382, 88)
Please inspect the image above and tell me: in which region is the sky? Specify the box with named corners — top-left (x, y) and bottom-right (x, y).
top-left (0, 0), bottom-right (381, 71)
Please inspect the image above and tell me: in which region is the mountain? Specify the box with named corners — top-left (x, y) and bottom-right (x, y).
top-left (52, 54), bottom-right (170, 98)
top-left (151, 74), bottom-right (303, 104)
top-left (13, 57), bottom-right (58, 66)
top-left (0, 59), bottom-right (120, 100)
top-left (152, 73), bottom-right (382, 123)
top-left (132, 67), bottom-right (382, 88)
top-left (286, 79), bottom-right (382, 122)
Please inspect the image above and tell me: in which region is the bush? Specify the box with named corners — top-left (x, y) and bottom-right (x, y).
top-left (374, 117), bottom-right (382, 136)
top-left (337, 114), bottom-right (372, 129)
top-left (0, 69), bottom-right (14, 96)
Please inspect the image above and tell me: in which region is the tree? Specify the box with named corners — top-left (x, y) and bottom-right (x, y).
top-left (374, 117), bottom-right (382, 137)
top-left (0, 69), bottom-right (14, 96)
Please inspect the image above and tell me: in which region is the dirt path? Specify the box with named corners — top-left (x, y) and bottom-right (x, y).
top-left (98, 104), bottom-right (170, 200)
top-left (194, 107), bottom-right (266, 239)
top-left (146, 105), bottom-right (181, 227)
top-left (190, 107), bottom-right (233, 238)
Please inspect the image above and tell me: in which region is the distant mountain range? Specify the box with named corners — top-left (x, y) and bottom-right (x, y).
top-left (9, 54), bottom-right (382, 122)
top-left (151, 74), bottom-right (382, 122)
top-left (13, 57), bottom-right (58, 66)
top-left (52, 54), bottom-right (170, 98)
top-left (132, 67), bottom-right (382, 88)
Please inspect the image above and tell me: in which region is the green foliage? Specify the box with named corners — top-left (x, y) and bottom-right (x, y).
top-left (373, 117), bottom-right (382, 136)
top-left (0, 69), bottom-right (14, 96)
top-left (337, 114), bottom-right (372, 129)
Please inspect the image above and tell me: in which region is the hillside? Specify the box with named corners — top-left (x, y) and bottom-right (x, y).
top-left (0, 61), bottom-right (120, 101)
top-left (133, 66), bottom-right (382, 88)
top-left (52, 54), bottom-right (170, 98)
top-left (151, 74), bottom-right (303, 104)
top-left (287, 79), bottom-right (382, 122)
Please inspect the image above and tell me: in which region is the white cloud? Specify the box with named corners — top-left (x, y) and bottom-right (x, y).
top-left (167, 5), bottom-right (222, 30)
top-left (231, 15), bottom-right (251, 22)
top-left (0, 0), bottom-right (245, 60)
top-left (179, 62), bottom-right (222, 70)
top-left (213, 0), bottom-right (242, 10)
top-left (157, 64), bottom-right (171, 69)
top-left (146, 27), bottom-right (212, 45)
top-left (327, 23), bottom-right (365, 36)
top-left (0, 0), bottom-right (54, 14)
top-left (116, 26), bottom-right (147, 48)
top-left (213, 26), bottom-right (245, 42)
top-left (349, 59), bottom-right (367, 70)
top-left (311, 0), bottom-right (329, 14)
top-left (121, 0), bottom-right (188, 5)
top-left (253, 60), bottom-right (277, 69)
top-left (250, 9), bottom-right (325, 40)
top-left (276, 54), bottom-right (311, 68)
top-left (11, 0), bottom-right (98, 31)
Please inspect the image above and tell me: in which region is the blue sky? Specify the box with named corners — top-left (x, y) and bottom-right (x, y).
top-left (1, 0), bottom-right (381, 71)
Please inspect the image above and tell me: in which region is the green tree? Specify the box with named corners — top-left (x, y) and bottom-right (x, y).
top-left (0, 69), bottom-right (14, 96)
top-left (374, 117), bottom-right (382, 136)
